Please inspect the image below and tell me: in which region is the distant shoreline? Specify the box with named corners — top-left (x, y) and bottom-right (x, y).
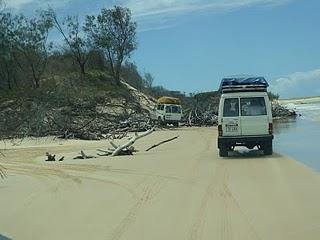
top-left (279, 96), bottom-right (320, 105)
top-left (280, 95), bottom-right (320, 100)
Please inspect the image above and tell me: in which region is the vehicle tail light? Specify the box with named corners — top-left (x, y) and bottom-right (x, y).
top-left (268, 123), bottom-right (273, 135)
top-left (218, 125), bottom-right (223, 136)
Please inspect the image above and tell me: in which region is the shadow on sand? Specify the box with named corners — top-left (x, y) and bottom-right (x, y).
top-left (221, 148), bottom-right (282, 159)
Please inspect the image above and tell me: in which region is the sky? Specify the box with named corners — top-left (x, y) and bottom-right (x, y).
top-left (5, 0), bottom-right (320, 98)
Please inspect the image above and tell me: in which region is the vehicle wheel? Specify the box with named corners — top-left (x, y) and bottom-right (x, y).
top-left (158, 117), bottom-right (164, 126)
top-left (173, 122), bottom-right (179, 127)
top-left (219, 146), bottom-right (228, 157)
top-left (263, 141), bottom-right (273, 155)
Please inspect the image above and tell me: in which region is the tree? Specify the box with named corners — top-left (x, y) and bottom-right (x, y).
top-left (48, 9), bottom-right (90, 75)
top-left (121, 61), bottom-right (144, 90)
top-left (0, 12), bottom-right (15, 90)
top-left (268, 91), bottom-right (279, 101)
top-left (85, 6), bottom-right (137, 84)
top-left (10, 11), bottom-right (53, 89)
top-left (143, 72), bottom-right (153, 89)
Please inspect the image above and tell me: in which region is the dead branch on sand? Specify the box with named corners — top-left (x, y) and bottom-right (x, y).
top-left (45, 152), bottom-right (64, 162)
top-left (97, 146), bottom-right (137, 156)
top-left (182, 108), bottom-right (218, 127)
top-left (46, 152), bottom-right (56, 161)
top-left (146, 136), bottom-right (179, 152)
top-left (112, 128), bottom-right (154, 156)
top-left (98, 127), bottom-right (155, 156)
top-left (73, 150), bottom-right (96, 160)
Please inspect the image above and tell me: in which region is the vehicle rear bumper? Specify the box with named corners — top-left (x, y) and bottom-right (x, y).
top-left (164, 119), bottom-right (181, 123)
top-left (218, 135), bottom-right (273, 148)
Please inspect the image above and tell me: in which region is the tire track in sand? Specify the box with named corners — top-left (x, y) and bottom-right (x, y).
top-left (108, 176), bottom-right (167, 240)
top-left (187, 129), bottom-right (220, 240)
top-left (189, 160), bottom-right (261, 240)
top-left (188, 162), bottom-right (226, 240)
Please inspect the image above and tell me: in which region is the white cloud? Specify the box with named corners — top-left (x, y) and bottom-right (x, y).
top-left (6, 0), bottom-right (297, 30)
top-left (120, 0), bottom-right (296, 18)
top-left (6, 0), bottom-right (34, 9)
top-left (112, 0), bottom-right (298, 31)
top-left (270, 69), bottom-right (320, 98)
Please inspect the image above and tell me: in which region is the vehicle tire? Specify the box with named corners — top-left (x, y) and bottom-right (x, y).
top-left (219, 146), bottom-right (228, 157)
top-left (263, 140), bottom-right (273, 155)
top-left (173, 122), bottom-right (179, 127)
top-left (158, 117), bottom-right (163, 126)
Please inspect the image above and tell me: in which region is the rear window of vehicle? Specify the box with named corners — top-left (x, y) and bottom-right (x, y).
top-left (165, 105), bottom-right (181, 113)
top-left (171, 105), bottom-right (181, 113)
top-left (240, 97), bottom-right (267, 116)
top-left (223, 98), bottom-right (239, 117)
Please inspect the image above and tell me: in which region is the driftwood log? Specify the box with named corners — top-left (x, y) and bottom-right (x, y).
top-left (46, 152), bottom-right (56, 161)
top-left (97, 127), bottom-right (155, 157)
top-left (53, 113), bottom-right (153, 141)
top-left (112, 127), bottom-right (155, 156)
top-left (45, 152), bottom-right (64, 161)
top-left (73, 150), bottom-right (96, 160)
top-left (97, 149), bottom-right (114, 156)
top-left (182, 108), bottom-right (218, 127)
top-left (146, 136), bottom-right (179, 152)
top-left (97, 146), bottom-right (137, 156)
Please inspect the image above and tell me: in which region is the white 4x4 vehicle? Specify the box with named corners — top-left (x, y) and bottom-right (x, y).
top-left (150, 97), bottom-right (182, 127)
top-left (217, 77), bottom-right (273, 157)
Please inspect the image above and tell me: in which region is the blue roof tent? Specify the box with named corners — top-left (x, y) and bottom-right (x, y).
top-left (219, 76), bottom-right (269, 93)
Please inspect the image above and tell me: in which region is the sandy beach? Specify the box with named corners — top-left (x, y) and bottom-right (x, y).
top-left (1, 127), bottom-right (320, 240)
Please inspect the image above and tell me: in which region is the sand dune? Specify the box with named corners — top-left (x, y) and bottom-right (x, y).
top-left (1, 127), bottom-right (320, 240)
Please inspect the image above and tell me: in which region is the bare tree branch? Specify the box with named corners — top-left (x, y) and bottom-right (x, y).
top-left (146, 136), bottom-right (179, 152)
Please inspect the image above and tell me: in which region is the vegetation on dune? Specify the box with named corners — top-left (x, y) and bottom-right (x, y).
top-left (0, 5), bottom-right (139, 90)
top-left (0, 70), bottom-right (154, 138)
top-left (84, 6), bottom-right (137, 85)
top-left (0, 4), bottom-right (162, 139)
top-left (268, 91), bottom-right (280, 101)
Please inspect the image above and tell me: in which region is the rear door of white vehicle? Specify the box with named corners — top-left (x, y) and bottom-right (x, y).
top-left (222, 98), bottom-right (241, 136)
top-left (239, 96), bottom-right (269, 136)
top-left (165, 105), bottom-right (182, 121)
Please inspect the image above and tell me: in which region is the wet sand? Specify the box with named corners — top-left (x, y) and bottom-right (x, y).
top-left (1, 127), bottom-right (320, 240)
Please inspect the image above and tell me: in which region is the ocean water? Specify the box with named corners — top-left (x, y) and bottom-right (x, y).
top-left (285, 100), bottom-right (320, 122)
top-left (274, 101), bottom-right (320, 171)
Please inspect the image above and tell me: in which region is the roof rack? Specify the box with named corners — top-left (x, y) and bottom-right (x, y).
top-left (219, 76), bottom-right (269, 93)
